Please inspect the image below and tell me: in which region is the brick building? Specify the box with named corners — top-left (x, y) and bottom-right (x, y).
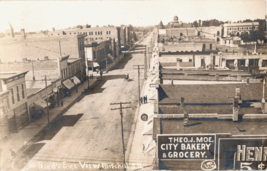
top-left (223, 22), bottom-right (259, 37)
top-left (0, 71), bottom-right (29, 140)
top-left (84, 39), bottom-right (115, 71)
top-left (48, 25), bottom-right (121, 50)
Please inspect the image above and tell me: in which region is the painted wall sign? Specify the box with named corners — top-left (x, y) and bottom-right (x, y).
top-left (218, 138), bottom-right (267, 170)
top-left (158, 134), bottom-right (216, 160)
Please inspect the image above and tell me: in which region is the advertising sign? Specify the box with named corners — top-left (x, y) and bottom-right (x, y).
top-left (158, 134), bottom-right (216, 160)
top-left (218, 138), bottom-right (267, 170)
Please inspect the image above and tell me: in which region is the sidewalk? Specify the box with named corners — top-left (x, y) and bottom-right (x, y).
top-left (127, 72), bottom-right (155, 170)
top-left (127, 33), bottom-right (156, 170)
top-left (0, 78), bottom-right (97, 169)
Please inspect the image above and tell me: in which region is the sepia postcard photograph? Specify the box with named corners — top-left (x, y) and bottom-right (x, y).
top-left (0, 0), bottom-right (266, 170)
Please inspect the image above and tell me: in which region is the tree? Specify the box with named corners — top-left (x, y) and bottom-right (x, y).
top-left (193, 20), bottom-right (198, 27)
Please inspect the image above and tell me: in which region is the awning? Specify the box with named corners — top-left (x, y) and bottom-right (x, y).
top-left (143, 136), bottom-right (156, 156)
top-left (145, 106), bottom-right (155, 117)
top-left (71, 76), bottom-right (81, 85)
top-left (93, 62), bottom-right (100, 67)
top-left (142, 121), bottom-right (153, 135)
top-left (43, 93), bottom-right (54, 100)
top-left (34, 98), bottom-right (50, 108)
top-left (107, 54), bottom-right (114, 61)
top-left (62, 79), bottom-right (75, 90)
top-left (88, 61), bottom-right (100, 68)
top-left (53, 87), bottom-right (58, 93)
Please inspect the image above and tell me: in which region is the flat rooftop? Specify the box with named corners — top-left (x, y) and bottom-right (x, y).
top-left (0, 71), bottom-right (28, 80)
top-left (159, 83), bottom-right (265, 104)
top-left (153, 117), bottom-right (267, 139)
top-left (0, 36), bottom-right (81, 63)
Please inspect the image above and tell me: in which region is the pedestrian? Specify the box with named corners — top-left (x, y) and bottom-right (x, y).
top-left (100, 70), bottom-right (103, 79)
top-left (144, 96), bottom-right (146, 103)
top-left (10, 149), bottom-right (15, 161)
top-left (145, 95), bottom-right (148, 103)
top-left (61, 100), bottom-right (63, 107)
top-left (140, 97), bottom-right (143, 104)
top-left (143, 96), bottom-right (146, 103)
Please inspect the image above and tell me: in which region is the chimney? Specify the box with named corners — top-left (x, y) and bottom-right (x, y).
top-left (181, 97), bottom-right (185, 107)
top-left (262, 78), bottom-right (266, 113)
top-left (237, 75), bottom-right (241, 80)
top-left (21, 29), bottom-right (26, 39)
top-left (171, 79), bottom-right (173, 85)
top-left (184, 112), bottom-right (189, 126)
top-left (52, 27), bottom-right (55, 32)
top-left (233, 98), bottom-right (239, 121)
top-left (235, 88), bottom-right (241, 99)
top-left (215, 73), bottom-right (219, 81)
top-left (177, 58), bottom-right (181, 70)
top-left (210, 53), bottom-right (213, 65)
top-left (44, 56), bottom-right (49, 60)
top-left (246, 77), bottom-right (249, 85)
top-left (233, 88), bottom-right (240, 121)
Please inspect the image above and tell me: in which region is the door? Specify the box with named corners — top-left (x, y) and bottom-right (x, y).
top-left (201, 59), bottom-right (205, 67)
top-left (226, 60), bottom-right (235, 69)
top-left (14, 103), bottom-right (29, 130)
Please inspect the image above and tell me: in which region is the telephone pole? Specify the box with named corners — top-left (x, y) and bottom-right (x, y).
top-left (110, 102), bottom-right (131, 171)
top-left (45, 75), bottom-right (50, 125)
top-left (133, 65), bottom-right (144, 106)
top-left (144, 46), bottom-right (147, 80)
top-left (32, 61), bottom-right (35, 81)
top-left (59, 40), bottom-right (62, 56)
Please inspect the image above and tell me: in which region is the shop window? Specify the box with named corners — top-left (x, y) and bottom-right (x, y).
top-left (93, 51), bottom-right (96, 59)
top-left (21, 84), bottom-right (25, 99)
top-left (262, 60), bottom-right (267, 67)
top-left (11, 88), bottom-right (15, 104)
top-left (17, 86), bottom-right (20, 102)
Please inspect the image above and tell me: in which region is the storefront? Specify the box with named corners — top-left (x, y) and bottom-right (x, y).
top-left (13, 103), bottom-right (29, 131)
top-left (62, 78), bottom-right (75, 96)
top-left (29, 98), bottom-right (49, 120)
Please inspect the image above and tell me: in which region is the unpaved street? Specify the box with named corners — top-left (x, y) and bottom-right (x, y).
top-left (21, 34), bottom-right (152, 170)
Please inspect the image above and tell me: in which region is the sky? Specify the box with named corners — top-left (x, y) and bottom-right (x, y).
top-left (0, 0), bottom-right (266, 33)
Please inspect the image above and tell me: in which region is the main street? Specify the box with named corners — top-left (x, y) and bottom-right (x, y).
top-left (21, 33), bottom-right (153, 170)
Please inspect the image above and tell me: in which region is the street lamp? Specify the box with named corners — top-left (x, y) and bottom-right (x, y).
top-left (85, 66), bottom-right (90, 91)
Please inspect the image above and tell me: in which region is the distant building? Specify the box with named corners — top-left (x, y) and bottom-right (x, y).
top-left (158, 16), bottom-right (193, 29)
top-left (84, 39), bottom-right (114, 71)
top-left (48, 25), bottom-right (121, 51)
top-left (223, 22), bottom-right (259, 37)
top-left (158, 26), bottom-right (222, 42)
top-left (158, 21), bottom-right (164, 29)
top-left (135, 32), bottom-right (144, 40)
top-left (0, 34), bottom-right (86, 76)
top-left (120, 26), bottom-right (133, 49)
top-left (4, 23), bottom-right (14, 38)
